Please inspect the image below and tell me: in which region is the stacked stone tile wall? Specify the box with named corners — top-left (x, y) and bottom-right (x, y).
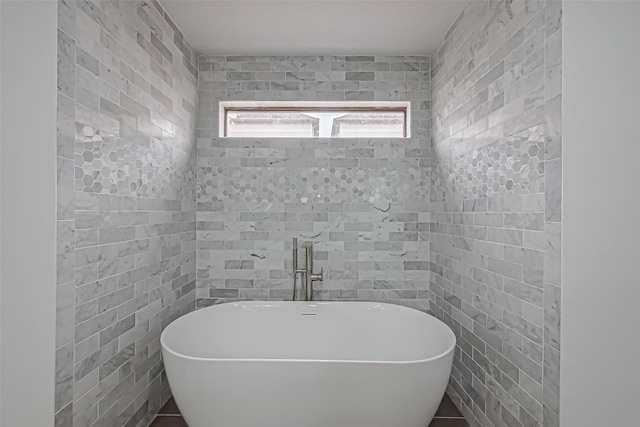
top-left (430, 1), bottom-right (562, 427)
top-left (195, 56), bottom-right (432, 309)
top-left (55, 1), bottom-right (197, 425)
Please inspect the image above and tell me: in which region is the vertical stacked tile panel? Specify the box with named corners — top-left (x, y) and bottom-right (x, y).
top-left (55, 1), bottom-right (197, 426)
top-left (196, 56), bottom-right (432, 309)
top-left (430, 1), bottom-right (561, 427)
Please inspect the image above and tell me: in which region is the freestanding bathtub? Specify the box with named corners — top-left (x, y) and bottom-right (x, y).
top-left (161, 301), bottom-right (456, 427)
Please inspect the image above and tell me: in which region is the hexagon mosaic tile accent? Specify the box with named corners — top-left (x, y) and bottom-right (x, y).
top-left (197, 154), bottom-right (428, 205)
top-left (74, 125), bottom-right (195, 201)
top-left (431, 125), bottom-right (546, 202)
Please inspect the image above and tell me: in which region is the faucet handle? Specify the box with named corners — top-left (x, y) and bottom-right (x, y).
top-left (311, 267), bottom-right (323, 282)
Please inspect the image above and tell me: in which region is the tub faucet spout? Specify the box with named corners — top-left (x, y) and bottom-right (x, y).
top-left (303, 242), bottom-right (323, 301)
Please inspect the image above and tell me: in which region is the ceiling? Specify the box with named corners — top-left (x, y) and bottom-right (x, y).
top-left (160, 0), bottom-right (467, 56)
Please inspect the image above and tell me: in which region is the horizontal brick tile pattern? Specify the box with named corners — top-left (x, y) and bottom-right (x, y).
top-left (55, 0), bottom-right (197, 426)
top-left (430, 1), bottom-right (561, 427)
top-left (52, 3), bottom-right (563, 427)
top-left (196, 56), bottom-right (431, 310)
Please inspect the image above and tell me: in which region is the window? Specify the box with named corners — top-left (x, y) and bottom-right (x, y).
top-left (220, 101), bottom-right (410, 138)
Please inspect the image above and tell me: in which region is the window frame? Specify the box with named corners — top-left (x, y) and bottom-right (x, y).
top-left (219, 101), bottom-right (411, 138)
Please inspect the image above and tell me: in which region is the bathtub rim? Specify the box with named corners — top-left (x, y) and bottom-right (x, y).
top-left (161, 301), bottom-right (457, 365)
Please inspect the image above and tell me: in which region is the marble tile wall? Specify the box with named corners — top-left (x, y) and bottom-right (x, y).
top-left (55, 1), bottom-right (197, 426)
top-left (196, 56), bottom-right (431, 309)
top-left (429, 1), bottom-right (561, 427)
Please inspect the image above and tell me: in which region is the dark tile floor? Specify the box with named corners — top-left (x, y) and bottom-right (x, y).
top-left (150, 393), bottom-right (469, 427)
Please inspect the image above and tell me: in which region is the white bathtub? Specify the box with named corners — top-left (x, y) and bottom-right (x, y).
top-left (161, 301), bottom-right (456, 427)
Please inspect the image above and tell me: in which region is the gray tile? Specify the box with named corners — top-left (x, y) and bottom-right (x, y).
top-left (544, 223), bottom-right (561, 286)
top-left (150, 33), bottom-right (173, 62)
top-left (543, 344), bottom-right (560, 415)
top-left (55, 342), bottom-right (74, 411)
top-left (56, 281), bottom-right (75, 347)
top-left (345, 72), bottom-right (374, 81)
top-left (544, 283), bottom-right (561, 350)
top-left (545, 158), bottom-right (562, 222)
top-left (57, 221), bottom-right (75, 284)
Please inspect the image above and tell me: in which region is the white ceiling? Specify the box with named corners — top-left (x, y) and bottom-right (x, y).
top-left (160, 0), bottom-right (467, 56)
